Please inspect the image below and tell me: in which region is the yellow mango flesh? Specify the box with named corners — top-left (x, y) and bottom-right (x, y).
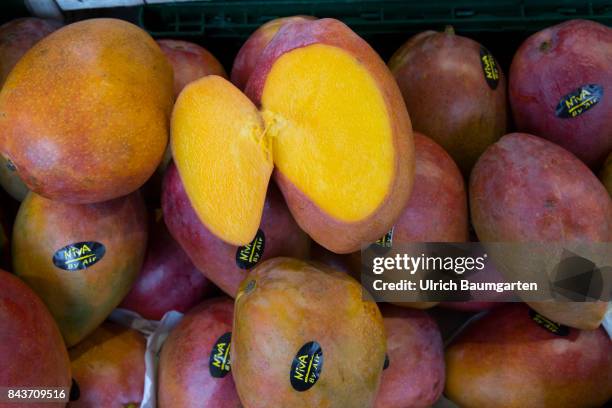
top-left (172, 45), bottom-right (394, 245)
top-left (171, 76), bottom-right (272, 246)
top-left (263, 44), bottom-right (394, 222)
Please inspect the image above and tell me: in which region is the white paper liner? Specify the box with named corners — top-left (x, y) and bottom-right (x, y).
top-left (602, 302), bottom-right (612, 340)
top-left (108, 308), bottom-right (184, 408)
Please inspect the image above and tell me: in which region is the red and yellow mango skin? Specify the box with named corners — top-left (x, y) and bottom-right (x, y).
top-left (348, 132), bottom-right (467, 310)
top-left (389, 28), bottom-right (508, 177)
top-left (162, 162), bottom-right (310, 297)
top-left (0, 270), bottom-right (71, 408)
top-left (158, 297), bottom-right (240, 408)
top-left (244, 18), bottom-right (414, 254)
top-left (231, 15), bottom-right (316, 90)
top-left (0, 18), bottom-right (62, 202)
top-left (158, 39), bottom-right (227, 99)
top-left (232, 258), bottom-right (387, 408)
top-left (470, 133), bottom-right (612, 329)
top-left (0, 18), bottom-right (173, 204)
top-left (445, 303), bottom-right (612, 408)
top-left (0, 17), bottom-right (62, 87)
top-left (12, 191), bottom-right (148, 346)
top-left (142, 39), bottom-right (226, 206)
top-left (509, 19), bottom-right (612, 168)
top-left (375, 304), bottom-right (445, 408)
top-left (471, 133), bottom-right (611, 241)
top-left (381, 132), bottom-right (468, 243)
top-left (310, 246), bottom-right (436, 313)
top-left (119, 215), bottom-right (216, 321)
top-left (68, 322), bottom-right (145, 408)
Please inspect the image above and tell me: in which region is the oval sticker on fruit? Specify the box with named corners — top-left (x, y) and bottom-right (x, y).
top-left (479, 47), bottom-right (500, 89)
top-left (290, 341), bottom-right (323, 392)
top-left (209, 332), bottom-right (232, 378)
top-left (528, 308), bottom-right (570, 336)
top-left (52, 241), bottom-right (106, 271)
top-left (235, 229), bottom-right (265, 269)
top-left (555, 84), bottom-right (603, 118)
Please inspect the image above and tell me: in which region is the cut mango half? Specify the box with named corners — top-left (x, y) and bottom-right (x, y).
top-left (172, 44), bottom-right (396, 246)
top-left (172, 76), bottom-right (272, 246)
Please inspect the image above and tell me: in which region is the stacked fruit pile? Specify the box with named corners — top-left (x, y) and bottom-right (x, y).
top-left (0, 14), bottom-right (610, 408)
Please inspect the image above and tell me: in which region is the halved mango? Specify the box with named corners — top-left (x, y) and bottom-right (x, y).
top-left (172, 18), bottom-right (414, 252)
top-left (262, 44), bottom-right (394, 222)
top-left (172, 76), bottom-right (272, 246)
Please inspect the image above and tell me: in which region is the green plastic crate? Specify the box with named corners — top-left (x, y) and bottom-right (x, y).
top-left (137, 0), bottom-right (612, 70)
top-left (139, 0), bottom-right (612, 38)
top-left (1, 1), bottom-right (610, 87)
